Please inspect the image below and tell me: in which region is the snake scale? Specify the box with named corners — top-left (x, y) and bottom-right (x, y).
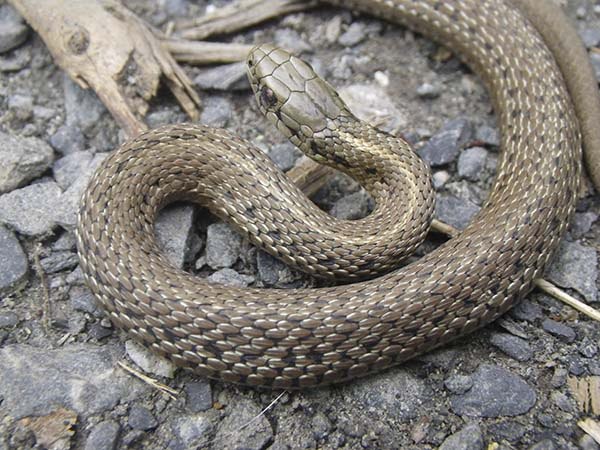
top-left (76, 0), bottom-right (598, 388)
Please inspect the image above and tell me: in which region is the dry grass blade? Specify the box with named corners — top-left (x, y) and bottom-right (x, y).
top-left (176, 0), bottom-right (316, 40)
top-left (117, 361), bottom-right (179, 399)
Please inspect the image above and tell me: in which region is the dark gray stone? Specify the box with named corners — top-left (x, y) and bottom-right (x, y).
top-left (0, 132), bottom-right (54, 194)
top-left (457, 147), bottom-right (487, 181)
top-left (550, 367), bottom-right (567, 388)
top-left (580, 27), bottom-right (600, 48)
top-left (542, 319), bottom-right (576, 343)
top-left (450, 364), bottom-right (536, 417)
top-left (0, 48), bottom-right (30, 72)
top-left (40, 251), bottom-right (79, 274)
top-left (0, 5), bottom-right (28, 54)
top-left (170, 414), bottom-right (213, 448)
top-left (488, 420), bottom-right (526, 443)
top-left (311, 412), bottom-right (332, 440)
top-left (339, 22), bottom-right (367, 46)
top-left (268, 142), bottom-right (302, 172)
top-left (212, 399), bottom-right (273, 450)
top-left (128, 405), bottom-right (157, 431)
top-left (330, 190), bottom-right (371, 220)
top-left (0, 311), bottom-right (18, 328)
top-left (418, 118), bottom-right (472, 166)
top-left (53, 232), bottom-right (77, 251)
top-left (551, 391), bottom-right (575, 413)
top-left (49, 124), bottom-right (86, 155)
top-left (489, 332), bottom-right (532, 362)
top-left (444, 374), bottom-right (473, 394)
top-left (53, 151), bottom-right (94, 189)
top-left (579, 341), bottom-right (598, 358)
top-left (88, 322), bottom-right (112, 340)
top-left (590, 53), bottom-right (600, 82)
top-left (570, 212), bottom-right (597, 239)
top-left (475, 124), bottom-right (500, 148)
top-left (207, 268), bottom-right (254, 288)
top-left (579, 434), bottom-right (600, 450)
top-left (435, 193), bottom-right (480, 230)
top-left (257, 250), bottom-right (295, 286)
top-left (0, 181), bottom-right (62, 235)
top-left (185, 381), bottom-right (212, 413)
top-left (206, 223), bottom-right (242, 269)
top-left (510, 298), bottom-right (543, 322)
top-left (569, 358), bottom-right (586, 376)
top-left (344, 369), bottom-right (433, 422)
top-left (546, 240), bottom-right (598, 302)
top-left (8, 94), bottom-right (33, 121)
top-left (199, 96), bottom-right (233, 128)
top-left (0, 344), bottom-right (147, 419)
top-left (69, 286), bottom-right (101, 317)
top-left (155, 204), bottom-right (196, 269)
top-left (194, 62), bottom-right (248, 91)
top-left (0, 225), bottom-right (27, 293)
top-left (529, 439), bottom-right (557, 450)
top-left (439, 423), bottom-right (484, 450)
top-left (85, 420), bottom-right (120, 450)
top-left (63, 76), bottom-right (106, 133)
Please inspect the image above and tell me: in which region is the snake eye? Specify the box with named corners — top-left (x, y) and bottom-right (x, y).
top-left (259, 87), bottom-right (278, 110)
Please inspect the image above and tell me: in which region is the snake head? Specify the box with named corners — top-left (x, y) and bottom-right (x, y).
top-left (247, 44), bottom-right (351, 159)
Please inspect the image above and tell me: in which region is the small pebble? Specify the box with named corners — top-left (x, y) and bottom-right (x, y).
top-left (489, 333), bottom-right (532, 362)
top-left (185, 381), bottom-right (213, 413)
top-left (416, 82), bottom-right (441, 99)
top-left (128, 405), bottom-right (158, 431)
top-left (542, 319), bottom-right (576, 343)
top-left (338, 22), bottom-right (367, 46)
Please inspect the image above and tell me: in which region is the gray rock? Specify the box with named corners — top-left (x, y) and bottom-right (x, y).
top-left (205, 222), bottom-right (242, 269)
top-left (208, 268), bottom-right (254, 288)
top-left (546, 240), bottom-right (598, 302)
top-left (339, 22), bottom-right (367, 46)
top-left (435, 193), bottom-right (480, 230)
top-left (326, 15), bottom-right (343, 43)
top-left (0, 225), bottom-right (27, 293)
top-left (155, 204), bottom-right (196, 269)
top-left (274, 28), bottom-right (311, 53)
top-left (0, 132), bottom-right (54, 193)
top-left (0, 311), bottom-right (18, 328)
top-left (457, 147), bottom-right (487, 181)
top-left (212, 399), bottom-right (273, 450)
top-left (439, 423), bottom-right (484, 450)
top-left (344, 369), bottom-right (433, 422)
top-left (551, 391), bottom-right (575, 413)
top-left (125, 340), bottom-right (176, 378)
top-left (128, 405), bottom-right (157, 431)
top-left (433, 170), bottom-right (450, 189)
top-left (53, 151), bottom-right (94, 189)
top-left (121, 430), bottom-right (144, 447)
top-left (489, 332), bottom-right (532, 362)
top-left (0, 48), bottom-right (30, 72)
top-left (475, 124), bottom-right (500, 148)
top-left (53, 154), bottom-right (107, 229)
top-left (89, 322), bottom-right (112, 340)
top-left (0, 5), bottom-right (28, 54)
top-left (510, 298), bottom-right (543, 322)
top-left (529, 439), bottom-right (557, 450)
top-left (69, 286), bottom-right (101, 317)
top-left (170, 414), bottom-right (212, 448)
top-left (580, 27), bottom-right (600, 48)
top-left (165, 0), bottom-right (188, 17)
top-left (0, 344), bottom-right (146, 419)
top-left (416, 82), bottom-right (442, 99)
top-left (579, 434), bottom-right (600, 450)
top-left (53, 232), bottom-right (77, 251)
top-left (194, 62), bottom-right (248, 91)
top-left (339, 84), bottom-right (408, 134)
top-left (199, 96), bottom-right (233, 128)
top-left (450, 364), bottom-right (536, 417)
top-left (0, 181), bottom-right (62, 235)
top-left (185, 380), bottom-right (212, 413)
top-left (85, 420), bottom-right (120, 450)
top-left (330, 190), bottom-right (371, 220)
top-left (590, 53), bottom-right (600, 81)
top-left (268, 142), bottom-right (302, 172)
top-left (570, 212), bottom-right (597, 239)
top-left (579, 341), bottom-right (598, 358)
top-left (444, 374), bottom-right (473, 394)
top-left (570, 358), bottom-right (586, 376)
top-left (541, 319), bottom-right (576, 343)
top-left (257, 250), bottom-right (295, 286)
top-left (40, 251), bottom-right (78, 274)
top-left (487, 420), bottom-right (526, 443)
top-left (418, 118), bottom-right (473, 166)
top-left (49, 124), bottom-right (86, 155)
top-left (8, 94), bottom-right (33, 120)
top-left (63, 76), bottom-right (106, 133)
top-left (311, 412), bottom-right (332, 440)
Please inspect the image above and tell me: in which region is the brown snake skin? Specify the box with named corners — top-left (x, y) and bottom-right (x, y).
top-left (76, 0), bottom-right (583, 389)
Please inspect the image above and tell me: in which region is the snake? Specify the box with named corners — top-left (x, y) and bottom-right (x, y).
top-left (76, 0), bottom-right (600, 389)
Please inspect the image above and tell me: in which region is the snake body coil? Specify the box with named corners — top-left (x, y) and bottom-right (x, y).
top-left (77, 0), bottom-right (584, 388)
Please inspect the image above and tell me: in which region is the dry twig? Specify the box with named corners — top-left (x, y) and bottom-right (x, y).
top-left (117, 361), bottom-right (179, 400)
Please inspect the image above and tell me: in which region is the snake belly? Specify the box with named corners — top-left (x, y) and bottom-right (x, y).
top-left (76, 0), bottom-right (581, 389)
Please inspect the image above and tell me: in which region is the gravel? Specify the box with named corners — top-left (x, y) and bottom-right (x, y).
top-left (435, 192), bottom-right (480, 229)
top-left (205, 222), bottom-right (242, 269)
top-left (457, 146), bottom-right (487, 181)
top-left (84, 421), bottom-right (120, 450)
top-left (418, 118), bottom-right (472, 166)
top-left (0, 132), bottom-right (54, 193)
top-left (0, 225), bottom-right (27, 293)
top-left (0, 5), bottom-right (29, 54)
top-left (546, 240), bottom-right (598, 302)
top-left (185, 381), bottom-right (213, 413)
top-left (489, 332), bottom-right (533, 362)
top-left (439, 423), bottom-right (484, 450)
top-left (542, 319), bottom-right (577, 343)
